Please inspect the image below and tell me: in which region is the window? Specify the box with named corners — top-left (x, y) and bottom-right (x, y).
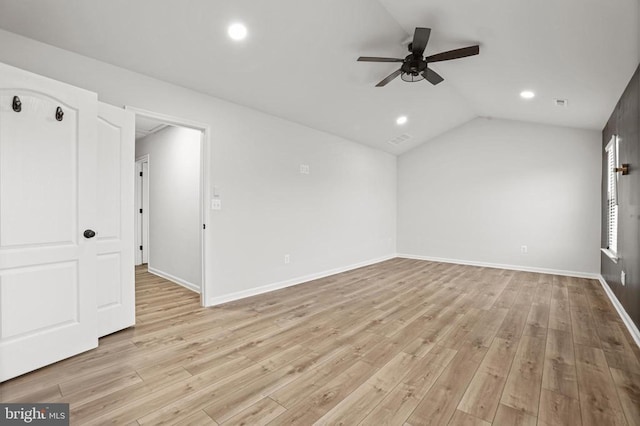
top-left (604, 135), bottom-right (619, 259)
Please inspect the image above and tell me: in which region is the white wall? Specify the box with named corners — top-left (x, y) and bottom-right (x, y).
top-left (398, 117), bottom-right (601, 275)
top-left (136, 126), bottom-right (201, 291)
top-left (0, 30), bottom-right (397, 304)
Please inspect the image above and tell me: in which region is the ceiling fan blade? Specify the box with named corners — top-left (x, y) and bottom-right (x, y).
top-left (375, 69), bottom-right (402, 87)
top-left (425, 45), bottom-right (479, 63)
top-left (357, 56), bottom-right (403, 62)
top-left (422, 68), bottom-right (444, 85)
top-left (411, 27), bottom-right (431, 56)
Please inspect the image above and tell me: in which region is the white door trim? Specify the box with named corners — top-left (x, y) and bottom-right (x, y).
top-left (126, 106), bottom-right (210, 307)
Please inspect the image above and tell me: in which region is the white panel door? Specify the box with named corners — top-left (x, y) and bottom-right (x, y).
top-left (141, 161), bottom-right (149, 264)
top-left (134, 158), bottom-right (149, 266)
top-left (96, 102), bottom-right (135, 337)
top-left (0, 62), bottom-right (98, 382)
top-left (135, 160), bottom-right (143, 266)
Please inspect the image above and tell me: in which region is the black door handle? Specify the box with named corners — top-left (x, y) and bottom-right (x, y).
top-left (83, 229), bottom-right (96, 239)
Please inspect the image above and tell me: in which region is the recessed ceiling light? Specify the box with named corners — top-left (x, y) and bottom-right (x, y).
top-left (396, 116), bottom-right (408, 125)
top-left (520, 90), bottom-right (535, 99)
top-left (228, 23), bottom-right (247, 41)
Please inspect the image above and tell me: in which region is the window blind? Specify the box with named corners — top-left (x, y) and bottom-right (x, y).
top-left (606, 137), bottom-right (618, 254)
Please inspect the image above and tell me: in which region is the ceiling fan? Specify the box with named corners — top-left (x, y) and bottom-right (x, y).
top-left (358, 27), bottom-right (479, 87)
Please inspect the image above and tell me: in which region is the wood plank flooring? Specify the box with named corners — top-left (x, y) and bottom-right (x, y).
top-left (1, 259), bottom-right (639, 425)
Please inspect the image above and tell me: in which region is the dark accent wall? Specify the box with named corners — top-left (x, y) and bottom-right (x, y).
top-left (601, 64), bottom-right (639, 328)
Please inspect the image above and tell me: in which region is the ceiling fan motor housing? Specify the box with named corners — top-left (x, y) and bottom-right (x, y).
top-left (402, 54), bottom-right (427, 76)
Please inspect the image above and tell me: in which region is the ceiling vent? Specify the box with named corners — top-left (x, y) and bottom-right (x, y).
top-left (554, 98), bottom-right (568, 107)
top-left (388, 133), bottom-right (412, 146)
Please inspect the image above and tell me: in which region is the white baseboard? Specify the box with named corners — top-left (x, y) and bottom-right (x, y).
top-left (206, 254), bottom-right (396, 307)
top-left (597, 275), bottom-right (640, 349)
top-left (397, 253), bottom-right (601, 279)
top-left (148, 267), bottom-right (200, 294)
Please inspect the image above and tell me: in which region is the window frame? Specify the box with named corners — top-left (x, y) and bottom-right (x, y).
top-left (602, 135), bottom-right (619, 262)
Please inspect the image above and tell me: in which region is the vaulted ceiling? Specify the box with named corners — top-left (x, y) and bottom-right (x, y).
top-left (0, 0), bottom-right (637, 154)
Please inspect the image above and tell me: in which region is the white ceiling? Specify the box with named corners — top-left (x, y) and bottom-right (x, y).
top-left (0, 0), bottom-right (637, 154)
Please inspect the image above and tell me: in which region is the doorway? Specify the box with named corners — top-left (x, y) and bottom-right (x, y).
top-left (128, 107), bottom-right (210, 307)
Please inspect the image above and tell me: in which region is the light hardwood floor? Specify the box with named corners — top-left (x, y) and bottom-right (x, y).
top-left (1, 259), bottom-right (639, 425)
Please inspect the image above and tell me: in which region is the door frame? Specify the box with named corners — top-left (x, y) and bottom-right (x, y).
top-left (134, 155), bottom-right (149, 266)
top-left (127, 106), bottom-right (210, 307)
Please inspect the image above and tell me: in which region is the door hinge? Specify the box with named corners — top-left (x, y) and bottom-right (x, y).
top-left (139, 208), bottom-right (143, 213)
top-left (140, 171), bottom-right (143, 177)
top-left (139, 245), bottom-right (143, 250)
top-left (203, 224), bottom-right (206, 230)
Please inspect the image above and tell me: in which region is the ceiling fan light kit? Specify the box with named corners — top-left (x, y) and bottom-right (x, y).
top-left (401, 73), bottom-right (424, 83)
top-left (357, 27), bottom-right (480, 87)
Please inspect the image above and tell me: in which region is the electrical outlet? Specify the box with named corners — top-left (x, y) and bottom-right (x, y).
top-left (621, 271), bottom-right (626, 286)
top-left (520, 245), bottom-right (528, 254)
top-left (299, 164), bottom-right (310, 174)
top-left (284, 254), bottom-right (290, 264)
top-left (211, 199), bottom-right (222, 210)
